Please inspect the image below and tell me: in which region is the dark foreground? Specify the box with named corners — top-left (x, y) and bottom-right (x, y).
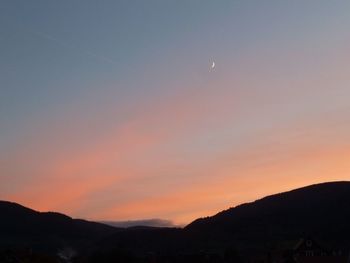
top-left (1, 181), bottom-right (350, 263)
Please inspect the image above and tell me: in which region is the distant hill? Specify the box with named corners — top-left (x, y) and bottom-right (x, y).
top-left (2, 181), bottom-right (350, 262)
top-left (0, 200), bottom-right (119, 253)
top-left (82, 181), bottom-right (350, 262)
top-left (185, 181), bottom-right (350, 251)
top-left (101, 218), bottom-right (175, 228)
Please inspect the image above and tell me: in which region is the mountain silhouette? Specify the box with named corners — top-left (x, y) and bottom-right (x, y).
top-left (1, 181), bottom-right (350, 262)
top-left (185, 181), bottom-right (350, 251)
top-left (101, 218), bottom-right (176, 228)
top-left (0, 200), bottom-right (119, 254)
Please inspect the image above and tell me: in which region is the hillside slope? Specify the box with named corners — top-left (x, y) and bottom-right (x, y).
top-left (185, 181), bottom-right (350, 250)
top-left (0, 200), bottom-right (119, 252)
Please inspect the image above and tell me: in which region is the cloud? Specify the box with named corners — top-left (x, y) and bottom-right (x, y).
top-left (101, 219), bottom-right (177, 228)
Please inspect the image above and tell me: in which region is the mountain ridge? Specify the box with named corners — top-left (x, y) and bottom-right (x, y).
top-left (186, 180), bottom-right (350, 228)
top-left (1, 181), bottom-right (350, 262)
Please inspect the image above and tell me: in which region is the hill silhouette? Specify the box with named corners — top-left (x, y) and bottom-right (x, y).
top-left (1, 181), bottom-right (350, 262)
top-left (0, 200), bottom-right (120, 254)
top-left (184, 181), bottom-right (350, 252)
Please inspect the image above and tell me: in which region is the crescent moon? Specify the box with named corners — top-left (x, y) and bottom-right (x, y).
top-left (211, 62), bottom-right (215, 69)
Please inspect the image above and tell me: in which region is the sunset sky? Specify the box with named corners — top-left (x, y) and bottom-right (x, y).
top-left (1, 1), bottom-right (350, 225)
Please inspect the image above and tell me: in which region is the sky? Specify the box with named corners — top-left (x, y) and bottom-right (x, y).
top-left (1, 0), bottom-right (350, 225)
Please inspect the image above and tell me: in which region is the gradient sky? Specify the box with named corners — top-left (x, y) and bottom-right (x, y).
top-left (1, 1), bottom-right (350, 225)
